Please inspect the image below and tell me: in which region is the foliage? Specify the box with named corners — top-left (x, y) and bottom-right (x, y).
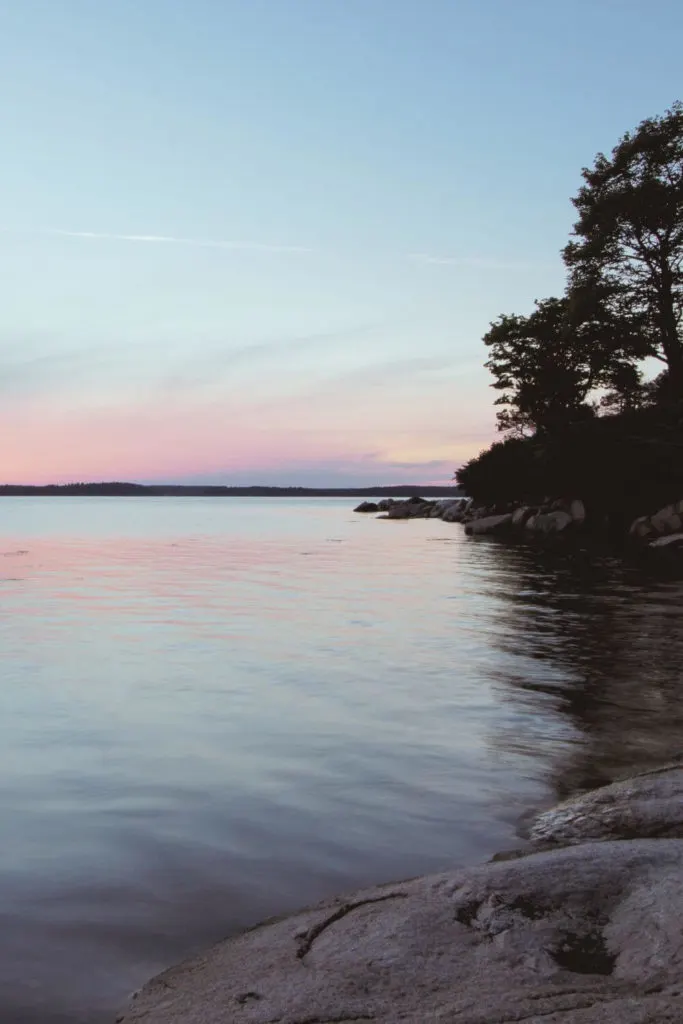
top-left (456, 436), bottom-right (544, 504)
top-left (456, 404), bottom-right (683, 521)
top-left (483, 295), bottom-right (637, 434)
top-left (461, 102), bottom-right (683, 522)
top-left (564, 102), bottom-right (683, 393)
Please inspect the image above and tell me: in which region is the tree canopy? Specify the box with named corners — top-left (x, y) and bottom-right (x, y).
top-left (458, 101), bottom-right (683, 514)
top-left (564, 102), bottom-right (683, 394)
top-left (481, 102), bottom-right (683, 438)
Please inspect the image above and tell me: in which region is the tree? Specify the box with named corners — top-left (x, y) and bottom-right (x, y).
top-left (563, 102), bottom-right (683, 395)
top-left (484, 296), bottom-right (608, 435)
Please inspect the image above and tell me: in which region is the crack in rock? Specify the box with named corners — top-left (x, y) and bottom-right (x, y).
top-left (296, 893), bottom-right (408, 960)
top-left (236, 990), bottom-right (263, 1005)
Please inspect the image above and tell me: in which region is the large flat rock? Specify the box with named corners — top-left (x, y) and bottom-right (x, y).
top-left (117, 838), bottom-right (683, 1024)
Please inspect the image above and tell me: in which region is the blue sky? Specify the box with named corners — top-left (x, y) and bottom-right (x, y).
top-left (1, 0), bottom-right (681, 484)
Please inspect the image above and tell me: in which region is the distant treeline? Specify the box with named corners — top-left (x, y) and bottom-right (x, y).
top-left (0, 482), bottom-right (464, 498)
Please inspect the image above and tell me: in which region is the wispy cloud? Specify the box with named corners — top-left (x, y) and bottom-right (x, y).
top-left (407, 251), bottom-right (532, 271)
top-left (1, 227), bottom-right (532, 268)
top-left (317, 354), bottom-right (455, 391)
top-left (0, 227), bottom-right (313, 254)
top-left (159, 323), bottom-right (386, 392)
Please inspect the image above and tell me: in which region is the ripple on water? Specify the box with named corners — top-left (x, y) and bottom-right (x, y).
top-left (1, 497), bottom-right (683, 1021)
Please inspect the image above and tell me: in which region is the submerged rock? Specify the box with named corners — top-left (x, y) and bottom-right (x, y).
top-left (118, 837), bottom-right (683, 1023)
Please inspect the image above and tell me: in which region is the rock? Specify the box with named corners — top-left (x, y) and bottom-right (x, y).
top-left (529, 765), bottom-right (683, 847)
top-left (650, 504), bottom-right (683, 535)
top-left (376, 499), bottom-right (397, 511)
top-left (117, 838), bottom-right (683, 1024)
top-left (650, 533), bottom-right (683, 549)
top-left (464, 513), bottom-right (513, 536)
top-left (383, 501), bottom-right (434, 520)
top-left (547, 510), bottom-right (573, 533)
top-left (569, 499), bottom-right (586, 524)
top-left (353, 502), bottom-right (379, 513)
top-left (436, 499), bottom-right (467, 522)
top-left (529, 511), bottom-right (573, 534)
top-left (442, 505), bottom-right (465, 522)
top-left (511, 506), bottom-right (535, 528)
top-left (525, 513), bottom-right (538, 530)
top-left (632, 500), bottom-right (683, 542)
top-left (384, 503), bottom-right (412, 519)
top-left (629, 515), bottom-right (653, 540)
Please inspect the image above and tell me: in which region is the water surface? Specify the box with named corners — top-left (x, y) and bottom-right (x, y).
top-left (1, 497), bottom-right (682, 1022)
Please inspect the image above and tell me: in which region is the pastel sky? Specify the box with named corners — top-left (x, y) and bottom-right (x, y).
top-left (1, 0), bottom-right (681, 486)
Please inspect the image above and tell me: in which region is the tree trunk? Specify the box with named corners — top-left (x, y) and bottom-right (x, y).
top-left (658, 262), bottom-right (683, 397)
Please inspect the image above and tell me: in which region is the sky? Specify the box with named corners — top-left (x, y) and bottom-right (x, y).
top-left (1, 0), bottom-right (682, 486)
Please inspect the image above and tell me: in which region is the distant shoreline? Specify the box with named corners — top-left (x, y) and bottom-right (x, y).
top-left (0, 483), bottom-right (463, 499)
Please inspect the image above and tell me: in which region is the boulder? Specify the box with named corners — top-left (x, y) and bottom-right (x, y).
top-left (376, 499), bottom-right (397, 511)
top-left (650, 533), bottom-right (683, 549)
top-left (464, 513), bottom-right (513, 536)
top-left (511, 506), bottom-right (535, 528)
top-left (437, 499), bottom-right (467, 523)
top-left (632, 500), bottom-right (683, 542)
top-left (381, 501), bottom-right (433, 520)
top-left (569, 499), bottom-right (586, 524)
top-left (118, 837), bottom-right (683, 1024)
top-left (529, 765), bottom-right (683, 847)
top-left (629, 515), bottom-right (654, 540)
top-left (442, 505), bottom-right (465, 523)
top-left (650, 504), bottom-right (683, 535)
top-left (465, 505), bottom-right (492, 521)
top-left (384, 503), bottom-right (412, 519)
top-left (530, 510), bottom-right (573, 534)
top-left (353, 501), bottom-right (379, 513)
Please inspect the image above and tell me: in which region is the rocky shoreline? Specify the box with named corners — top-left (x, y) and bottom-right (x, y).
top-left (354, 495), bottom-right (683, 551)
top-left (117, 765), bottom-right (683, 1023)
top-left (113, 499), bottom-right (683, 1023)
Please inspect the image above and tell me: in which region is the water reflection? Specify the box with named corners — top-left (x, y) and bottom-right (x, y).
top-left (3, 498), bottom-right (683, 1022)
top-left (483, 541), bottom-right (683, 799)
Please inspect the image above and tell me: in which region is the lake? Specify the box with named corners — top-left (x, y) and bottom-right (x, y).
top-left (1, 497), bottom-right (682, 1023)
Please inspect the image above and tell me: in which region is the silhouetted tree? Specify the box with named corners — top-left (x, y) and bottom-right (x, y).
top-left (483, 296), bottom-right (624, 435)
top-left (564, 102), bottom-right (683, 395)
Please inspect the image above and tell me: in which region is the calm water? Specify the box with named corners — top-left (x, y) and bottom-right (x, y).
top-left (2, 497), bottom-right (683, 1022)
